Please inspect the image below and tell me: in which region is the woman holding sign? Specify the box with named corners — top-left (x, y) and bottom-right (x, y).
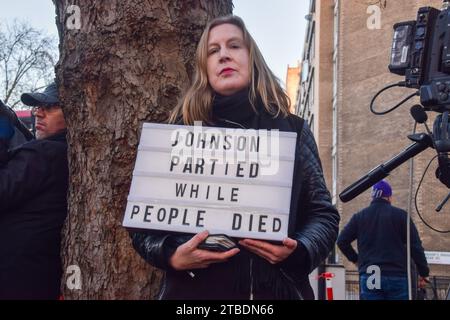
top-left (131, 15), bottom-right (339, 300)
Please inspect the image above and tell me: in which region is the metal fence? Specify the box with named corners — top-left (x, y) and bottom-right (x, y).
top-left (345, 271), bottom-right (450, 300)
top-left (421, 276), bottom-right (450, 300)
top-left (345, 271), bottom-right (360, 300)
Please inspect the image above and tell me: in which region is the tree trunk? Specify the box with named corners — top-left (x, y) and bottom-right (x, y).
top-left (53, 0), bottom-right (232, 299)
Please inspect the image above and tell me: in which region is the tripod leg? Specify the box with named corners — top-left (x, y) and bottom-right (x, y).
top-left (435, 191), bottom-right (450, 212)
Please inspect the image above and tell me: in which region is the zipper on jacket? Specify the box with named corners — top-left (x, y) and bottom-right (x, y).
top-left (221, 117), bottom-right (254, 300)
top-left (249, 257), bottom-right (254, 300)
top-left (219, 118), bottom-right (246, 129)
top-left (219, 116), bottom-right (256, 300)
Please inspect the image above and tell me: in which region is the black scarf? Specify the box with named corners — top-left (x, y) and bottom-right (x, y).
top-left (211, 88), bottom-right (262, 128)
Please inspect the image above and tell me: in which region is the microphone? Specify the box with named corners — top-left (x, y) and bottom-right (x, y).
top-left (410, 104), bottom-right (428, 123)
top-left (410, 104), bottom-right (433, 135)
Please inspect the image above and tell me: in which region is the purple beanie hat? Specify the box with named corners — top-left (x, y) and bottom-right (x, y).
top-left (371, 180), bottom-right (392, 199)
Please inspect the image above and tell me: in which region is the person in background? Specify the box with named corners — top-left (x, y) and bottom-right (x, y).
top-left (0, 82), bottom-right (68, 299)
top-left (337, 180), bottom-right (430, 300)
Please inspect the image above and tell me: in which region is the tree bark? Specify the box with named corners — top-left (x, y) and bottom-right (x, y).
top-left (53, 0), bottom-right (232, 299)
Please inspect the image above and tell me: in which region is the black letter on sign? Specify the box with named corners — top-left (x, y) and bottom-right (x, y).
top-left (168, 208), bottom-right (179, 224)
top-left (130, 205), bottom-right (140, 219)
top-left (144, 206), bottom-right (154, 222)
top-left (217, 186), bottom-right (224, 201)
top-left (195, 158), bottom-right (205, 174)
top-left (232, 213), bottom-right (242, 230)
top-left (249, 163), bottom-right (259, 178)
top-left (182, 209), bottom-right (190, 226)
top-left (190, 184), bottom-right (199, 198)
top-left (171, 131), bottom-right (180, 147)
top-left (157, 208), bottom-right (167, 222)
top-left (196, 210), bottom-right (205, 227)
top-left (175, 183), bottom-right (187, 197)
top-left (170, 156), bottom-right (180, 172)
top-left (272, 218), bottom-right (281, 232)
top-left (236, 163), bottom-right (244, 177)
top-left (258, 215), bottom-right (268, 232)
top-left (186, 132), bottom-right (194, 146)
top-left (231, 187), bottom-right (239, 202)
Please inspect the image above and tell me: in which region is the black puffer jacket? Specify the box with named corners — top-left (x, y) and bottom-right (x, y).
top-left (0, 131), bottom-right (68, 299)
top-left (131, 92), bottom-right (339, 300)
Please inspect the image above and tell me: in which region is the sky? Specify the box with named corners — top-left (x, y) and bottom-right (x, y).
top-left (0, 0), bottom-right (309, 85)
top-left (233, 0), bottom-right (308, 83)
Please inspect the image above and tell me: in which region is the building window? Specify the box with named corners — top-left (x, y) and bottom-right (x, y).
top-left (333, 53), bottom-right (338, 99)
top-left (309, 114), bottom-right (315, 135)
top-left (301, 97), bottom-right (308, 119)
top-left (308, 70), bottom-right (315, 110)
top-left (333, 101), bottom-right (337, 149)
top-left (301, 60), bottom-right (309, 83)
top-left (309, 24), bottom-right (315, 62)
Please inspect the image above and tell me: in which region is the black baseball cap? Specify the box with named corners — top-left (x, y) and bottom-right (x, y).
top-left (21, 82), bottom-right (59, 107)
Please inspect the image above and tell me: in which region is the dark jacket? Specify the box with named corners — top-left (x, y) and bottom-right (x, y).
top-left (337, 198), bottom-right (429, 278)
top-left (131, 95), bottom-right (339, 300)
top-left (0, 131), bottom-right (68, 299)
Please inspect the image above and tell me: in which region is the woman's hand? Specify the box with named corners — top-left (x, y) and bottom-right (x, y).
top-left (169, 230), bottom-right (240, 271)
top-left (238, 238), bottom-right (297, 264)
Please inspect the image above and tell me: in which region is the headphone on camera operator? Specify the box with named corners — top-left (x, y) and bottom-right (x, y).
top-left (433, 111), bottom-right (450, 188)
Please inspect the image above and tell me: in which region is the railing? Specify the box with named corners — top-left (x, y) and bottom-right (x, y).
top-left (420, 276), bottom-right (450, 300)
top-left (345, 271), bottom-right (360, 300)
top-left (345, 271), bottom-right (450, 300)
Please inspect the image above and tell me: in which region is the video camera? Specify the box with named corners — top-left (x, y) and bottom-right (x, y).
top-left (340, 1), bottom-right (450, 216)
top-left (389, 2), bottom-right (450, 112)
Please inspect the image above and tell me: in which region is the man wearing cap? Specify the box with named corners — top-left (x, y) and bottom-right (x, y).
top-left (0, 82), bottom-right (68, 299)
top-left (337, 180), bottom-right (429, 300)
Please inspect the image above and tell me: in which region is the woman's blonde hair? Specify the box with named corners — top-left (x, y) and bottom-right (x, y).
top-left (169, 15), bottom-right (290, 125)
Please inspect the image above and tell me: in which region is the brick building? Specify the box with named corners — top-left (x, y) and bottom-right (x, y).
top-left (285, 63), bottom-right (301, 114)
top-left (296, 0), bottom-right (450, 295)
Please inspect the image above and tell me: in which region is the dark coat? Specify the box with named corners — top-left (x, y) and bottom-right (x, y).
top-left (131, 97), bottom-right (339, 300)
top-left (337, 198), bottom-right (430, 277)
top-left (0, 131), bottom-right (68, 299)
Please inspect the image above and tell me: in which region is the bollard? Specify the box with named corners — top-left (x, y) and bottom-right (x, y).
top-left (317, 272), bottom-right (335, 300)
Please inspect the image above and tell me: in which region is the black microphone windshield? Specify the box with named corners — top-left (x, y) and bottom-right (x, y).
top-left (410, 104), bottom-right (428, 124)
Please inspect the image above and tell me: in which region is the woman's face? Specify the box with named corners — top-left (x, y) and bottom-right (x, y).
top-left (206, 23), bottom-right (250, 96)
